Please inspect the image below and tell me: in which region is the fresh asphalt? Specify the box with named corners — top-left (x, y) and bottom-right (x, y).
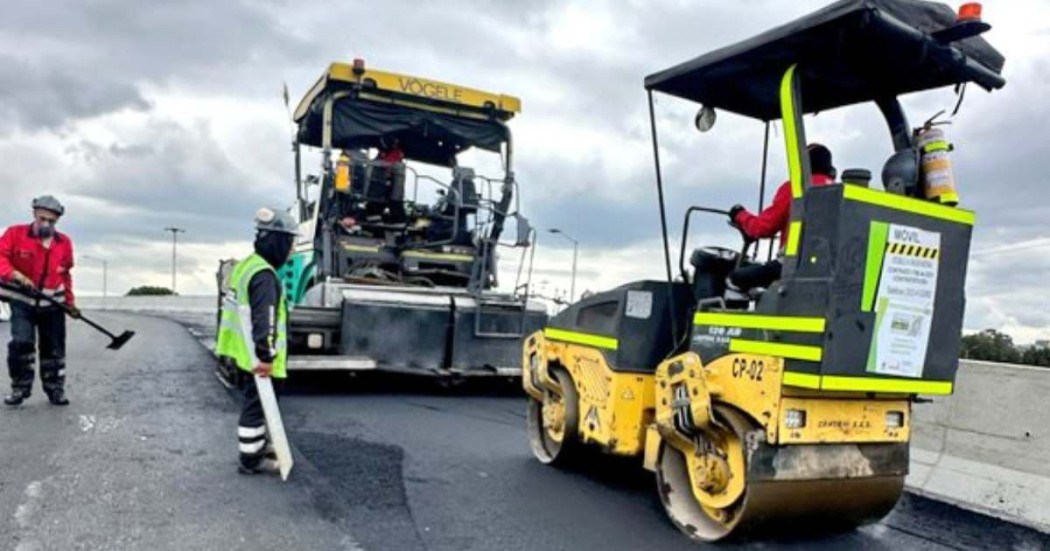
top-left (1, 310), bottom-right (1048, 551)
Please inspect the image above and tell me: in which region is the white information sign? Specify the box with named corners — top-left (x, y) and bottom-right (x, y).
top-left (867, 224), bottom-right (941, 378)
top-left (625, 290), bottom-right (653, 320)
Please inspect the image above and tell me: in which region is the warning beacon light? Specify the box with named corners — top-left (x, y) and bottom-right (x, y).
top-left (956, 3), bottom-right (982, 22)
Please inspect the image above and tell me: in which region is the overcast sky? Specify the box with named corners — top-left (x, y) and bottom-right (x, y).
top-left (2, 0), bottom-right (1048, 341)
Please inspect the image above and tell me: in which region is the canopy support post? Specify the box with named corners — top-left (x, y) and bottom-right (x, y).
top-left (758, 121), bottom-right (770, 261)
top-left (758, 121), bottom-right (770, 211)
top-left (473, 127), bottom-right (515, 294)
top-left (647, 90), bottom-right (679, 346)
top-left (294, 140), bottom-right (304, 220)
top-left (876, 97), bottom-right (913, 152)
top-left (779, 65), bottom-right (811, 280)
top-left (318, 94), bottom-right (336, 279)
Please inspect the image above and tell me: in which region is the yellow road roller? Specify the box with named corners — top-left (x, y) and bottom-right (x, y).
top-left (523, 0), bottom-right (1006, 542)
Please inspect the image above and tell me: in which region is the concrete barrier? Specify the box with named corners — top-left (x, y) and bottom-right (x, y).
top-left (909, 359), bottom-right (1050, 533)
top-left (76, 295), bottom-right (216, 313)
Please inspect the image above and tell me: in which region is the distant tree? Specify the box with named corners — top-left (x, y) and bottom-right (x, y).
top-left (126, 286), bottom-right (175, 297)
top-left (960, 329), bottom-right (1021, 364)
top-left (1022, 345), bottom-right (1050, 368)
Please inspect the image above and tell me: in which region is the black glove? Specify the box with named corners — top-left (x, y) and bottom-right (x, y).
top-left (726, 205), bottom-right (755, 245)
top-left (67, 305), bottom-right (82, 319)
top-left (727, 204), bottom-right (746, 224)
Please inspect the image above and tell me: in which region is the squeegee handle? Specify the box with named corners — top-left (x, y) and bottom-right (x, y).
top-left (66, 309), bottom-right (118, 339)
top-left (0, 282), bottom-right (118, 339)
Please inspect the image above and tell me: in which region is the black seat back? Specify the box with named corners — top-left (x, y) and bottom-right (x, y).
top-left (451, 167), bottom-right (479, 212)
top-left (689, 247), bottom-right (737, 300)
top-left (881, 149), bottom-right (920, 197)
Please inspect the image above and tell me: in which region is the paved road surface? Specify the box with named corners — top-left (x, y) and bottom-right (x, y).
top-left (0, 313), bottom-right (355, 551)
top-left (2, 311), bottom-right (1048, 550)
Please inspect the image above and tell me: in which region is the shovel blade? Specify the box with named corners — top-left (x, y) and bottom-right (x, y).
top-left (108, 331), bottom-right (135, 350)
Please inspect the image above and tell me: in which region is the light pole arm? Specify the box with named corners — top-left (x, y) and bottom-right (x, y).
top-left (549, 229), bottom-right (579, 303)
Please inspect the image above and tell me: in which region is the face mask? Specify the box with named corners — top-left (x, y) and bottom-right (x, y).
top-left (255, 231), bottom-right (295, 269)
top-left (34, 221), bottom-right (55, 238)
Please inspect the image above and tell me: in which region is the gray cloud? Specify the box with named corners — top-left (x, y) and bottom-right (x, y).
top-left (0, 0), bottom-right (312, 133)
top-left (0, 56), bottom-right (151, 133)
top-left (63, 117), bottom-right (290, 244)
top-left (1, 0), bottom-right (1048, 341)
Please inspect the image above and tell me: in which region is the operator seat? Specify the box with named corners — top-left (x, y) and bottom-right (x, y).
top-left (347, 155), bottom-right (408, 225)
top-left (450, 167), bottom-right (480, 213)
top-left (689, 247), bottom-right (741, 303)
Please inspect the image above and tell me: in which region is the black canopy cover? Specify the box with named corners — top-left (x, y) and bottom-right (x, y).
top-left (297, 97), bottom-right (510, 167)
top-left (645, 0), bottom-right (1006, 121)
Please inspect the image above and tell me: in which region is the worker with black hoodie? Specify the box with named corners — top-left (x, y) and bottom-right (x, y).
top-left (216, 208), bottom-right (298, 475)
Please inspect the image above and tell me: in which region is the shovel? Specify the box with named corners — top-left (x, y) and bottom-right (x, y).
top-left (0, 282), bottom-right (135, 350)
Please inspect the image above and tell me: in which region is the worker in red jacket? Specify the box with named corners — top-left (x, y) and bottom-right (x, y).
top-left (0, 196), bottom-right (80, 406)
top-left (375, 137), bottom-right (405, 164)
top-left (726, 144), bottom-right (836, 291)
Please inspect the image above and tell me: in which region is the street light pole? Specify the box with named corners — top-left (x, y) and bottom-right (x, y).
top-left (163, 227), bottom-right (186, 294)
top-left (549, 228), bottom-right (579, 303)
top-left (82, 255), bottom-right (108, 300)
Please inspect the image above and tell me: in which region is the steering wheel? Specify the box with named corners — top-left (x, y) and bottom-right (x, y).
top-left (678, 205), bottom-right (758, 284)
top-left (696, 246), bottom-right (741, 262)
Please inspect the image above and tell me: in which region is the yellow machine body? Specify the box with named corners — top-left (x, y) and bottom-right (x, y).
top-left (525, 331), bottom-right (910, 457)
top-left (525, 326), bottom-right (912, 540)
top-left (523, 331), bottom-right (654, 457)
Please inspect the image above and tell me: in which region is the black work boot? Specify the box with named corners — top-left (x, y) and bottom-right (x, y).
top-left (46, 389), bottom-right (69, 406)
top-left (4, 390), bottom-right (29, 406)
top-left (238, 459), bottom-right (280, 475)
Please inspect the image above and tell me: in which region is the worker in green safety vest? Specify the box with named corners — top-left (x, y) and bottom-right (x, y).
top-left (216, 207), bottom-right (298, 475)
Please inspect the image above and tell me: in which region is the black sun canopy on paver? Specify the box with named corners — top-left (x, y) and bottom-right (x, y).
top-left (644, 0), bottom-right (1006, 121)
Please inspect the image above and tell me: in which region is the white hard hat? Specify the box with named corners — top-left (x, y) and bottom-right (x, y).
top-left (254, 207), bottom-right (299, 235)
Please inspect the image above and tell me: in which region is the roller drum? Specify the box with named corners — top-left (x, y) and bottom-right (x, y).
top-left (656, 407), bottom-right (905, 541)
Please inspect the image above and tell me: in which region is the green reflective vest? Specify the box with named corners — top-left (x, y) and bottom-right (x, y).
top-left (216, 253), bottom-right (288, 379)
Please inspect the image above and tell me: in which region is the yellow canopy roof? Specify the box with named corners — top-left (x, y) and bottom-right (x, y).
top-left (293, 62), bottom-right (521, 123)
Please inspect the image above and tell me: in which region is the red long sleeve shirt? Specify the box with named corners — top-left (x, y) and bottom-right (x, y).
top-left (377, 148), bottom-right (405, 163)
top-left (733, 174), bottom-right (835, 247)
top-left (0, 224), bottom-right (76, 306)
